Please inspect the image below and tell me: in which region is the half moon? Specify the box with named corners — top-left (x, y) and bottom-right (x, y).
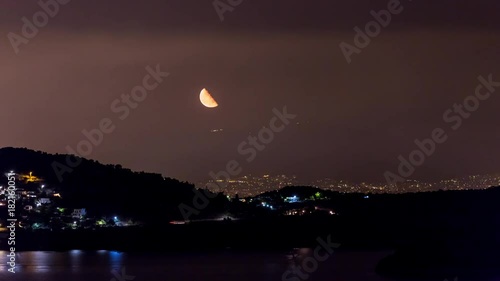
top-left (200, 88), bottom-right (218, 108)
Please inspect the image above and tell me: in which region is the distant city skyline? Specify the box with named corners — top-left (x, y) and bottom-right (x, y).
top-left (199, 172), bottom-right (500, 197)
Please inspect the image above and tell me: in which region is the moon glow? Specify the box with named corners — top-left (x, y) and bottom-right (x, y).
top-left (199, 88), bottom-right (218, 108)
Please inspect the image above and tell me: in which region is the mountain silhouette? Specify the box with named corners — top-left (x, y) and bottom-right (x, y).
top-left (0, 147), bottom-right (226, 223)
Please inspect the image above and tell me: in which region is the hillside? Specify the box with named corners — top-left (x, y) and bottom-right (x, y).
top-left (0, 147), bottom-right (226, 222)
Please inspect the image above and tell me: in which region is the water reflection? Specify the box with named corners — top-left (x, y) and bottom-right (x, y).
top-left (6, 251), bottom-right (55, 274)
top-left (108, 251), bottom-right (125, 267)
top-left (0, 250), bottom-right (127, 275)
top-left (286, 247), bottom-right (313, 264)
top-left (0, 250), bottom-right (436, 281)
top-left (70, 250), bottom-right (83, 273)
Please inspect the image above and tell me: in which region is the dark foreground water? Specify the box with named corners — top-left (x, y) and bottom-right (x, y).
top-left (0, 249), bottom-right (476, 281)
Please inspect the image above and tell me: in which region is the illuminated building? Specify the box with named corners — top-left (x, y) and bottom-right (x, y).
top-left (19, 172), bottom-right (42, 183)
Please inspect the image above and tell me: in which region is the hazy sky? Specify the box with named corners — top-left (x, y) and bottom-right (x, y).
top-left (1, 0), bottom-right (499, 183)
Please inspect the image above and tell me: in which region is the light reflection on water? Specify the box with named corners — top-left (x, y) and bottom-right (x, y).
top-left (0, 249), bottom-right (484, 281)
top-left (109, 251), bottom-right (124, 265)
top-left (0, 250), bottom-right (127, 275)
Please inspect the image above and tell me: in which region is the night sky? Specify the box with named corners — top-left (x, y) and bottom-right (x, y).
top-left (2, 0), bottom-right (499, 183)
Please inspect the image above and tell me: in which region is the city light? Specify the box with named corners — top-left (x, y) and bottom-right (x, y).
top-left (201, 173), bottom-right (500, 197)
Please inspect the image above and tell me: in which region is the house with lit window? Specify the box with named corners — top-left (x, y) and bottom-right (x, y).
top-left (35, 198), bottom-right (51, 207)
top-left (284, 195), bottom-right (301, 203)
top-left (72, 208), bottom-right (87, 219)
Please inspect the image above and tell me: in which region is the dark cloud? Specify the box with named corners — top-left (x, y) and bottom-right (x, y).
top-left (1, 0), bottom-right (499, 31)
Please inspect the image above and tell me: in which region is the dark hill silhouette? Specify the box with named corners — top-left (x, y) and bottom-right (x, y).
top-left (254, 184), bottom-right (500, 279)
top-left (0, 147), bottom-right (226, 222)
